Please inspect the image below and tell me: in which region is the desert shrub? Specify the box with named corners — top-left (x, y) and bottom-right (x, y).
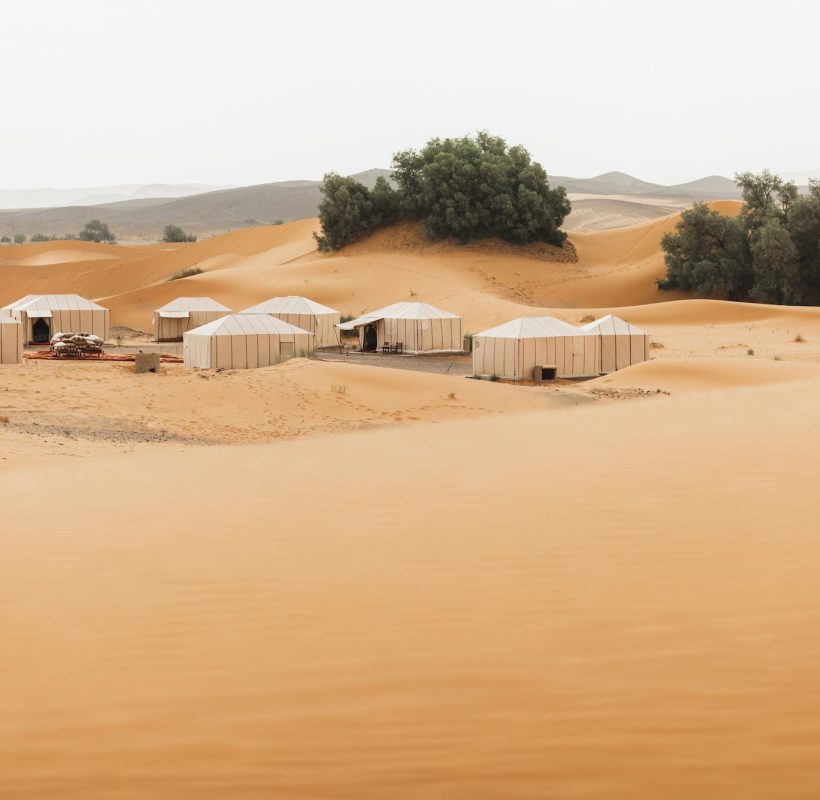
top-left (168, 266), bottom-right (203, 281)
top-left (162, 224), bottom-right (197, 243)
top-left (659, 173), bottom-right (820, 306)
top-left (330, 384), bottom-right (347, 395)
top-left (273, 219), bottom-right (284, 225)
top-left (79, 219), bottom-right (115, 243)
top-left (314, 172), bottom-right (379, 251)
top-left (0, 415), bottom-right (9, 424)
top-left (31, 233), bottom-right (52, 242)
top-left (393, 131), bottom-right (570, 245)
top-left (13, 233), bottom-right (26, 244)
top-left (314, 131), bottom-right (570, 251)
top-left (794, 333), bottom-right (806, 342)
top-left (0, 236), bottom-right (10, 243)
top-left (747, 348), bottom-right (755, 355)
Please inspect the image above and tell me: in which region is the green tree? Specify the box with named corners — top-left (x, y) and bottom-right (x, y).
top-left (749, 220), bottom-right (801, 304)
top-left (1, 235), bottom-right (12, 243)
top-left (391, 131), bottom-right (570, 245)
top-left (79, 219), bottom-right (115, 243)
top-left (30, 233), bottom-right (52, 242)
top-left (13, 233), bottom-right (26, 244)
top-left (370, 176), bottom-right (401, 227)
top-left (162, 224), bottom-right (197, 243)
top-left (313, 172), bottom-right (377, 251)
top-left (786, 181), bottom-right (820, 304)
top-left (658, 203), bottom-right (751, 299)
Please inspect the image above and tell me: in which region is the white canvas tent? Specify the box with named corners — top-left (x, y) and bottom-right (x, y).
top-left (338, 301), bottom-right (463, 353)
top-left (581, 314), bottom-right (651, 373)
top-left (472, 316), bottom-right (598, 380)
top-left (2, 294), bottom-right (109, 344)
top-left (183, 314), bottom-right (314, 369)
top-left (0, 313), bottom-right (23, 364)
top-left (154, 297), bottom-right (231, 341)
top-left (241, 296), bottom-right (340, 347)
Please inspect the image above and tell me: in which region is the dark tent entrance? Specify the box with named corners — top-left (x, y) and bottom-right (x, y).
top-left (32, 317), bottom-right (51, 344)
top-left (363, 324), bottom-right (377, 352)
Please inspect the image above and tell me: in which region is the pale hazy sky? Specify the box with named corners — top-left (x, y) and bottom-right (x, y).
top-left (1, 0), bottom-right (818, 189)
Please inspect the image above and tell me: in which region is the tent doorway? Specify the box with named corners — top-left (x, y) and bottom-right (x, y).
top-left (363, 324), bottom-right (377, 351)
top-left (32, 317), bottom-right (51, 344)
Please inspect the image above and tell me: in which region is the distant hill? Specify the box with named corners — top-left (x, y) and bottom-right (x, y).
top-left (0, 168), bottom-right (745, 240)
top-left (550, 171), bottom-right (742, 199)
top-left (0, 183), bottom-right (231, 210)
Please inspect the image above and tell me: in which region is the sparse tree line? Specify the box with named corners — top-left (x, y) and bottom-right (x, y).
top-left (0, 221), bottom-right (198, 244)
top-left (660, 171), bottom-right (820, 305)
top-left (315, 131), bottom-right (571, 251)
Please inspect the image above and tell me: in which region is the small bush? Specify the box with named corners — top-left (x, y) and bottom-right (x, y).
top-left (168, 266), bottom-right (203, 281)
top-left (650, 341), bottom-right (664, 349)
top-left (794, 333), bottom-right (806, 342)
top-left (162, 224), bottom-right (197, 243)
top-left (79, 219), bottom-right (115, 243)
top-left (13, 233), bottom-right (26, 244)
top-left (409, 288), bottom-right (418, 297)
top-left (490, 373), bottom-right (499, 382)
top-left (273, 219), bottom-right (284, 225)
top-left (331, 384), bottom-right (347, 395)
top-left (0, 236), bottom-right (11, 243)
top-left (0, 415), bottom-right (9, 424)
top-left (747, 348), bottom-right (755, 355)
top-left (31, 233), bottom-right (52, 242)
top-left (773, 354), bottom-right (782, 361)
top-left (578, 314), bottom-right (595, 323)
top-left (447, 391), bottom-right (456, 400)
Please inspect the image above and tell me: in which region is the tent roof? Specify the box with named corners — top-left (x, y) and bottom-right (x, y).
top-left (0, 313), bottom-right (20, 325)
top-left (187, 314), bottom-right (314, 337)
top-left (241, 296), bottom-right (339, 316)
top-left (475, 316), bottom-right (590, 339)
top-left (155, 296), bottom-right (231, 314)
top-left (339, 301), bottom-right (461, 330)
top-left (2, 294), bottom-right (108, 314)
top-left (581, 314), bottom-right (648, 336)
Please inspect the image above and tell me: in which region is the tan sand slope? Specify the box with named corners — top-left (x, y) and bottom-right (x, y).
top-left (0, 358), bottom-right (584, 469)
top-left (2, 377), bottom-right (820, 798)
top-left (588, 355), bottom-right (820, 392)
top-left (0, 202), bottom-right (744, 334)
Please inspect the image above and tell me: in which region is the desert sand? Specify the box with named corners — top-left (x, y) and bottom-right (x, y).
top-left (3, 204), bottom-right (820, 797)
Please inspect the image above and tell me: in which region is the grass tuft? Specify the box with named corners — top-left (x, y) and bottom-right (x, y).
top-left (168, 266), bottom-right (203, 281)
top-left (331, 384), bottom-right (347, 395)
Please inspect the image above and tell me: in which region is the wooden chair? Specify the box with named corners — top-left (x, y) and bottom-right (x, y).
top-left (395, 342), bottom-right (403, 355)
top-left (381, 342), bottom-right (390, 354)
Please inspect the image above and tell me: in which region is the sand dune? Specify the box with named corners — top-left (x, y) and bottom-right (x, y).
top-left (0, 359), bottom-right (588, 469)
top-left (4, 195), bottom-right (820, 797)
top-left (3, 377), bottom-right (820, 798)
top-left (589, 356), bottom-right (820, 392)
top-left (0, 203), bottom-right (747, 335)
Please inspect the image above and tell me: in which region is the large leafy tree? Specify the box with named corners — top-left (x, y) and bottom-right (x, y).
top-left (314, 173), bottom-right (377, 251)
top-left (392, 132), bottom-right (570, 245)
top-left (314, 132), bottom-right (571, 251)
top-left (659, 203), bottom-right (751, 299)
top-left (659, 173), bottom-right (820, 306)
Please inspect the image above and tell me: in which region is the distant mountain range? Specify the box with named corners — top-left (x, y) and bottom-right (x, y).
top-left (0, 183), bottom-right (232, 211)
top-left (551, 171), bottom-right (742, 199)
top-left (0, 168), bottom-right (804, 239)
